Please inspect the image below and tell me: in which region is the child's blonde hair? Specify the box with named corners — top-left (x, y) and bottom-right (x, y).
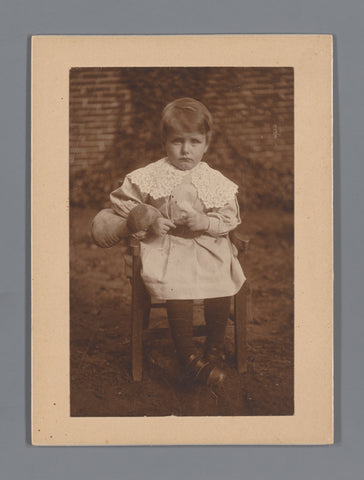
top-left (161, 97), bottom-right (213, 144)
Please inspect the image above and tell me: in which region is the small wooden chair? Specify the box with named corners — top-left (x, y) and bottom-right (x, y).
top-left (126, 230), bottom-right (251, 381)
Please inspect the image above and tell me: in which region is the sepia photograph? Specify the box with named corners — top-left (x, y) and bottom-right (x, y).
top-left (69, 67), bottom-right (294, 417)
top-left (32, 35), bottom-right (332, 444)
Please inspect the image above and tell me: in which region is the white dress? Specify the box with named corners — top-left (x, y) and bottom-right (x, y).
top-left (110, 158), bottom-right (246, 300)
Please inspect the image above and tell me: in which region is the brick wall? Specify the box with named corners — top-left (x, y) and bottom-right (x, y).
top-left (70, 67), bottom-right (293, 211)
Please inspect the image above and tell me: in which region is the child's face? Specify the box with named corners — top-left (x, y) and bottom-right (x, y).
top-left (165, 131), bottom-right (209, 171)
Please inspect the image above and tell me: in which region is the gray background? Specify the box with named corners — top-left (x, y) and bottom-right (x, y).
top-left (0, 0), bottom-right (362, 478)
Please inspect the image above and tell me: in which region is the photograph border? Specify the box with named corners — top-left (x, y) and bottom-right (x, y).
top-left (31, 35), bottom-right (333, 445)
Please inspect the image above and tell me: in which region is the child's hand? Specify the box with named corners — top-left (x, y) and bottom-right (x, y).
top-left (184, 210), bottom-right (210, 231)
top-left (151, 217), bottom-right (176, 236)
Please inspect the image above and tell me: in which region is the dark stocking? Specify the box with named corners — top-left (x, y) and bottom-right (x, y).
top-left (166, 300), bottom-right (194, 366)
top-left (204, 296), bottom-right (231, 351)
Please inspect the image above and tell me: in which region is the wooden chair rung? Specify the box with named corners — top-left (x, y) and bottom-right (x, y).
top-left (150, 302), bottom-right (167, 309)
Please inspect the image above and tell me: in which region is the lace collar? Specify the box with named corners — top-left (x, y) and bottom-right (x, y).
top-left (127, 158), bottom-right (238, 209)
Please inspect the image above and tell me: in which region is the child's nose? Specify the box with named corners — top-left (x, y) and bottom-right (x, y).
top-left (181, 142), bottom-right (190, 155)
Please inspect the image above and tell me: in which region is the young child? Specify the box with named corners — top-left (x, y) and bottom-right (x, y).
top-left (93, 98), bottom-right (246, 386)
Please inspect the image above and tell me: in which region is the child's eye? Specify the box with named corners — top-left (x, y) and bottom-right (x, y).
top-left (191, 139), bottom-right (201, 144)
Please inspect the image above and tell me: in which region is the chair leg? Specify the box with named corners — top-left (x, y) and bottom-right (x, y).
top-left (142, 297), bottom-right (151, 330)
top-left (234, 280), bottom-right (250, 374)
top-left (131, 253), bottom-right (150, 381)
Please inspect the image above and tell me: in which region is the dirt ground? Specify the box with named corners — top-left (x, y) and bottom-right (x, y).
top-left (70, 207), bottom-right (293, 417)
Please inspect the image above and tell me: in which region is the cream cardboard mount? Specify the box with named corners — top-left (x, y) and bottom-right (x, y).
top-left (31, 35), bottom-right (333, 445)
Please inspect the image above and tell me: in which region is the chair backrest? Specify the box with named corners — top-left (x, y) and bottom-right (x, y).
top-left (229, 230), bottom-right (250, 255)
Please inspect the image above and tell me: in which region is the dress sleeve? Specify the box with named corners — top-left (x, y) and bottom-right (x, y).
top-left (205, 196), bottom-right (241, 237)
top-left (110, 176), bottom-right (147, 218)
